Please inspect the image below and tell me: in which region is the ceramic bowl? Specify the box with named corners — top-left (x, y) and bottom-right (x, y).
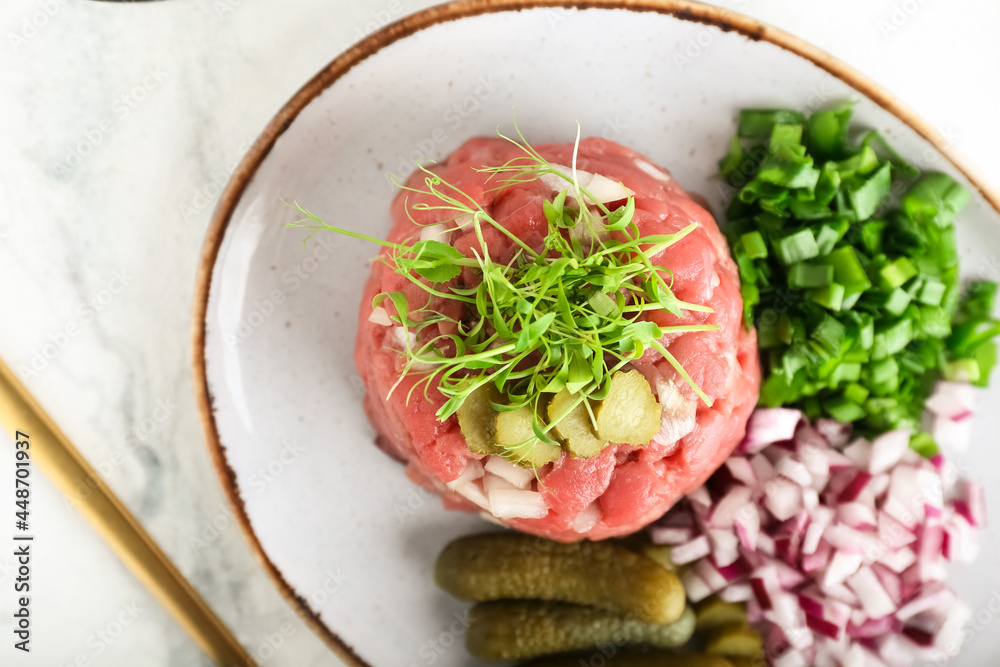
top-left (192, 2), bottom-right (1000, 664)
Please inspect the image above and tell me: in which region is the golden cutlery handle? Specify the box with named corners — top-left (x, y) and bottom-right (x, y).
top-left (0, 357), bottom-right (253, 666)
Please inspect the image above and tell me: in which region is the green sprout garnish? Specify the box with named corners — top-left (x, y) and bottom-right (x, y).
top-left (287, 123), bottom-right (718, 461)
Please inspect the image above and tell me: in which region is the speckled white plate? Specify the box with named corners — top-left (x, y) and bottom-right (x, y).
top-left (192, 1), bottom-right (1000, 665)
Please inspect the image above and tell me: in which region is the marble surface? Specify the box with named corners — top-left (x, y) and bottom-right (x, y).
top-left (0, 0), bottom-right (997, 665)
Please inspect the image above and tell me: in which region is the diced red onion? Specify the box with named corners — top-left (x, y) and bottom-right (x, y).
top-left (822, 551), bottom-right (864, 589)
top-left (687, 485), bottom-right (711, 508)
top-left (932, 414), bottom-right (972, 452)
top-left (878, 546), bottom-right (917, 574)
top-left (649, 525), bottom-right (694, 545)
top-left (718, 581), bottom-right (753, 603)
top-left (838, 502), bottom-right (878, 530)
top-left (868, 430), bottom-right (911, 475)
top-left (670, 535), bottom-right (711, 564)
top-left (802, 541), bottom-right (832, 573)
top-left (847, 567), bottom-right (896, 619)
top-left (725, 457), bottom-right (758, 486)
top-left (708, 485), bottom-right (753, 528)
top-left (777, 457), bottom-right (813, 487)
top-left (484, 455), bottom-right (534, 488)
top-left (648, 399), bottom-right (986, 667)
top-left (842, 439), bottom-right (872, 470)
top-left (680, 568), bottom-right (712, 603)
top-left (958, 479), bottom-right (987, 527)
top-left (766, 478), bottom-right (804, 521)
top-left (924, 381), bottom-right (978, 419)
top-left (707, 528), bottom-right (741, 568)
top-left (693, 558), bottom-right (729, 592)
top-left (488, 489), bottom-right (548, 519)
top-left (895, 584), bottom-right (955, 621)
top-left (806, 614), bottom-right (842, 640)
top-left (815, 418), bottom-right (853, 447)
top-left (734, 505), bottom-right (761, 551)
top-left (741, 408), bottom-right (803, 454)
top-left (837, 471), bottom-right (873, 503)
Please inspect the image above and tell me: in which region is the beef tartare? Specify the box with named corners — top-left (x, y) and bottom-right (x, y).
top-left (345, 133), bottom-right (759, 541)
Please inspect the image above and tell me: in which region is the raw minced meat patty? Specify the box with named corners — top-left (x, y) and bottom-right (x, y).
top-left (355, 136), bottom-right (760, 541)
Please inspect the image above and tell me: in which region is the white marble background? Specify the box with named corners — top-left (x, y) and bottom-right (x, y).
top-left (0, 0), bottom-right (998, 665)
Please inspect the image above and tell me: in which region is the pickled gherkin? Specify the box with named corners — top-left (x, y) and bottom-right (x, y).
top-left (467, 601), bottom-right (696, 661)
top-left (547, 389), bottom-right (606, 457)
top-left (435, 533), bottom-right (685, 624)
top-left (520, 653), bottom-right (735, 667)
top-left (594, 370), bottom-right (662, 445)
top-left (703, 623), bottom-right (763, 659)
top-left (495, 406), bottom-right (562, 467)
top-left (457, 384), bottom-right (503, 456)
top-left (694, 598), bottom-right (748, 632)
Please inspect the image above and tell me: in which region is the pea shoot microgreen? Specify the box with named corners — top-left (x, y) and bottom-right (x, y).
top-left (286, 123), bottom-right (718, 463)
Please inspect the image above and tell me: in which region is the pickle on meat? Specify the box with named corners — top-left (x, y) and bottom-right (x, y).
top-left (495, 406), bottom-right (562, 467)
top-left (547, 389), bottom-right (606, 458)
top-left (467, 601), bottom-right (696, 661)
top-left (519, 652), bottom-right (735, 667)
top-left (458, 384), bottom-right (503, 456)
top-left (435, 533), bottom-right (685, 624)
top-left (594, 371), bottom-right (662, 446)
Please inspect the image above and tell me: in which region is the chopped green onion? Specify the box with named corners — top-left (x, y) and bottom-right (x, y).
top-left (718, 136), bottom-right (744, 177)
top-left (868, 356), bottom-right (899, 388)
top-left (875, 319), bottom-right (913, 356)
top-left (878, 257), bottom-right (917, 290)
top-left (740, 231), bottom-right (768, 259)
top-left (774, 229), bottom-right (820, 265)
top-left (904, 173), bottom-right (971, 228)
top-left (917, 279), bottom-right (946, 306)
top-left (738, 109), bottom-right (806, 139)
top-left (859, 220), bottom-right (887, 254)
top-left (848, 162), bottom-right (891, 220)
top-left (831, 362), bottom-right (862, 385)
top-left (909, 432), bottom-right (939, 458)
top-left (810, 283), bottom-right (845, 311)
top-left (943, 358), bottom-right (980, 383)
top-left (826, 397), bottom-right (866, 422)
top-left (789, 263), bottom-right (833, 288)
top-left (812, 315), bottom-right (846, 355)
top-left (823, 246), bottom-right (871, 293)
top-left (721, 104), bottom-right (999, 438)
top-left (879, 288), bottom-right (912, 317)
top-left (807, 104), bottom-right (853, 159)
top-left (843, 382), bottom-right (870, 405)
